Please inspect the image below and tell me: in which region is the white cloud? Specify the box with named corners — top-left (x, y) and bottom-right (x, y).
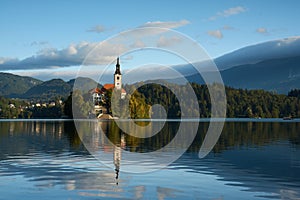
top-left (157, 36), bottom-right (182, 47)
top-left (276, 36), bottom-right (300, 46)
top-left (139, 20), bottom-right (190, 29)
top-left (221, 6), bottom-right (246, 17)
top-left (116, 20), bottom-right (190, 44)
top-left (222, 25), bottom-right (234, 30)
top-left (4, 66), bottom-right (109, 82)
top-left (0, 41), bottom-right (127, 70)
top-left (208, 6), bottom-right (246, 21)
top-left (123, 64), bottom-right (187, 84)
top-left (0, 20), bottom-right (189, 71)
top-left (207, 30), bottom-right (223, 39)
top-left (87, 25), bottom-right (106, 33)
top-left (30, 41), bottom-right (48, 46)
top-left (256, 27), bottom-right (268, 34)
top-left (0, 57), bottom-right (18, 65)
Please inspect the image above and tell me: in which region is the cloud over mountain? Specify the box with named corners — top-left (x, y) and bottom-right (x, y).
top-left (0, 41), bottom-right (127, 70)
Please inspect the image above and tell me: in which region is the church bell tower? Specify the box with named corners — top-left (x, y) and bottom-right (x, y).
top-left (114, 57), bottom-right (122, 90)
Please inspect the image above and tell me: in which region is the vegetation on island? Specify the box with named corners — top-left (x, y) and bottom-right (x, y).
top-left (107, 88), bottom-right (150, 119)
top-left (63, 90), bottom-right (94, 119)
top-left (0, 82), bottom-right (300, 119)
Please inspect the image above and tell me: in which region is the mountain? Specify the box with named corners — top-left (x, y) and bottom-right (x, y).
top-left (21, 77), bottom-right (99, 100)
top-left (215, 36), bottom-right (300, 70)
top-left (22, 79), bottom-right (72, 100)
top-left (172, 37), bottom-right (300, 94)
top-left (183, 56), bottom-right (300, 94)
top-left (221, 56), bottom-right (300, 93)
top-left (67, 77), bottom-right (100, 93)
top-left (0, 71), bottom-right (100, 100)
top-left (0, 72), bottom-right (42, 97)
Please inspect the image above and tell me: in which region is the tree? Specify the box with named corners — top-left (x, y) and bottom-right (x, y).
top-left (64, 90), bottom-right (94, 119)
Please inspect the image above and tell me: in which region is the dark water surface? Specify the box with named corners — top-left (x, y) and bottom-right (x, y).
top-left (0, 119), bottom-right (299, 199)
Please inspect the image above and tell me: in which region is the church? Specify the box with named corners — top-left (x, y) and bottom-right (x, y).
top-left (90, 57), bottom-right (127, 106)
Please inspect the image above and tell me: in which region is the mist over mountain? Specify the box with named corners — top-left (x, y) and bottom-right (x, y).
top-left (214, 36), bottom-right (300, 70)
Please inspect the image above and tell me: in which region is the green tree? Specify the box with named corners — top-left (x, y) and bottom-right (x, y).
top-left (64, 90), bottom-right (94, 119)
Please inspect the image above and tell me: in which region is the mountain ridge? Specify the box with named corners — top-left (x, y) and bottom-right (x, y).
top-left (215, 36), bottom-right (300, 70)
top-left (0, 72), bottom-right (42, 97)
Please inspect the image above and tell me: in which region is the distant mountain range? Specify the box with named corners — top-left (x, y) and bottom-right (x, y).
top-left (0, 73), bottom-right (98, 100)
top-left (0, 37), bottom-right (299, 98)
top-left (215, 36), bottom-right (300, 70)
top-left (176, 37), bottom-right (300, 94)
top-left (0, 73), bottom-right (42, 97)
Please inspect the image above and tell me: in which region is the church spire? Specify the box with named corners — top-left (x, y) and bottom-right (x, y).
top-left (114, 57), bottom-right (122, 90)
top-left (115, 57), bottom-right (121, 75)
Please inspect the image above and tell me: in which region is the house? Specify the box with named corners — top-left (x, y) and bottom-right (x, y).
top-left (90, 87), bottom-right (105, 105)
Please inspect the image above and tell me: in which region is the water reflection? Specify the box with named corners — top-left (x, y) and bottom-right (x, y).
top-left (0, 120), bottom-right (299, 199)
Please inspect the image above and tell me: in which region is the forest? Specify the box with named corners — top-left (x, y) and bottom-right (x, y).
top-left (1, 83), bottom-right (300, 119)
top-left (126, 82), bottom-right (300, 119)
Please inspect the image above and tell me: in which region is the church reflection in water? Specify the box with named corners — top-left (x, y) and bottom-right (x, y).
top-left (113, 133), bottom-right (125, 185)
top-left (75, 120), bottom-right (130, 185)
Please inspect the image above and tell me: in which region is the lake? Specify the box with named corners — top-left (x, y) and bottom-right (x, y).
top-left (0, 119), bottom-right (299, 199)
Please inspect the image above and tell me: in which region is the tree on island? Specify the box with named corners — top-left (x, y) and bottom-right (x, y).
top-left (64, 90), bottom-right (94, 119)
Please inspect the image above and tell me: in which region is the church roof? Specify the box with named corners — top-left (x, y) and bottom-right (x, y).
top-left (103, 84), bottom-right (115, 90)
top-left (102, 84), bottom-right (126, 94)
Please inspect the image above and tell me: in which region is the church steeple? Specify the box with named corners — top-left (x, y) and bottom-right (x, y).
top-left (114, 57), bottom-right (122, 90)
top-left (115, 57), bottom-right (121, 75)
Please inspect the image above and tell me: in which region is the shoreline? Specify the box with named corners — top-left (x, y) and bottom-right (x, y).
top-left (0, 117), bottom-right (299, 122)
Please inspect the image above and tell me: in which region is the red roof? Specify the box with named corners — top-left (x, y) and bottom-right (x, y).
top-left (103, 84), bottom-right (115, 90)
top-left (89, 87), bottom-right (102, 94)
top-left (102, 84), bottom-right (126, 94)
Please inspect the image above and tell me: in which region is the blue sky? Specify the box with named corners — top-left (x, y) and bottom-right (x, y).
top-left (0, 0), bottom-right (299, 81)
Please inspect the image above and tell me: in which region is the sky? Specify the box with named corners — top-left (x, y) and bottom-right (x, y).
top-left (0, 0), bottom-right (300, 81)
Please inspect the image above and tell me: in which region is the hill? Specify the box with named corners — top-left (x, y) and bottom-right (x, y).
top-left (68, 77), bottom-right (100, 93)
top-left (0, 72), bottom-right (42, 97)
top-left (21, 77), bottom-right (99, 100)
top-left (22, 79), bottom-right (72, 100)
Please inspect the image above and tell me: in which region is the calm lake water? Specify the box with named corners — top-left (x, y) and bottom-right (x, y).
top-left (0, 119), bottom-right (299, 200)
